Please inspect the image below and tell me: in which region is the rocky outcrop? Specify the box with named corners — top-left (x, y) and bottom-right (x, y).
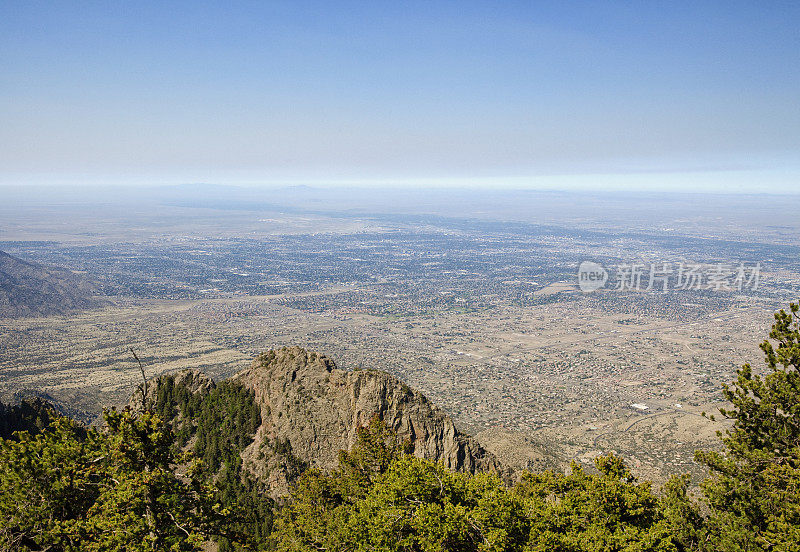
top-left (128, 348), bottom-right (506, 497)
top-left (164, 369), bottom-right (216, 396)
top-left (234, 346), bottom-right (502, 478)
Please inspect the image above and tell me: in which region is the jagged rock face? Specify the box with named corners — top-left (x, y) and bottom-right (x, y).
top-left (235, 346), bottom-right (502, 476)
top-left (169, 369), bottom-right (216, 396)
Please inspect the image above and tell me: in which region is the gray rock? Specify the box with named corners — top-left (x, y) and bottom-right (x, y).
top-left (235, 346), bottom-right (503, 480)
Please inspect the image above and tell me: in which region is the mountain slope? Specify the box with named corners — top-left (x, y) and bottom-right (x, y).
top-left (140, 347), bottom-right (505, 498)
top-left (233, 347), bottom-right (504, 495)
top-left (0, 250), bottom-right (101, 317)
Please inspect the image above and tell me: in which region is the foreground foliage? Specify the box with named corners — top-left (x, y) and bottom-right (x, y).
top-left (2, 303), bottom-right (800, 551)
top-left (0, 381), bottom-right (269, 552)
top-left (0, 409), bottom-right (216, 551)
top-left (276, 419), bottom-right (680, 552)
top-left (695, 303), bottom-right (800, 551)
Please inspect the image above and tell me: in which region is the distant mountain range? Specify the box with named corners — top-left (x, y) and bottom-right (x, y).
top-left (0, 250), bottom-right (103, 318)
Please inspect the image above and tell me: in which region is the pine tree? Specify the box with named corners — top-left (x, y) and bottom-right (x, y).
top-left (0, 416), bottom-right (101, 551)
top-left (696, 303), bottom-right (800, 551)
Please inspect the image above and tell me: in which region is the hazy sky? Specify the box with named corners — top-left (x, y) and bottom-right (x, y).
top-left (1, 1), bottom-right (798, 192)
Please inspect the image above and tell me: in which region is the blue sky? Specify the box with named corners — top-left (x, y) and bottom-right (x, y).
top-left (1, 1), bottom-right (798, 192)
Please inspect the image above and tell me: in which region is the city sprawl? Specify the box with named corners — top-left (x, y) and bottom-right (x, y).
top-left (2, 189), bottom-right (800, 482)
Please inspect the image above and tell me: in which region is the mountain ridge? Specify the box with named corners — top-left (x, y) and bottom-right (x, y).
top-left (0, 250), bottom-right (103, 318)
top-left (134, 346), bottom-right (506, 498)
